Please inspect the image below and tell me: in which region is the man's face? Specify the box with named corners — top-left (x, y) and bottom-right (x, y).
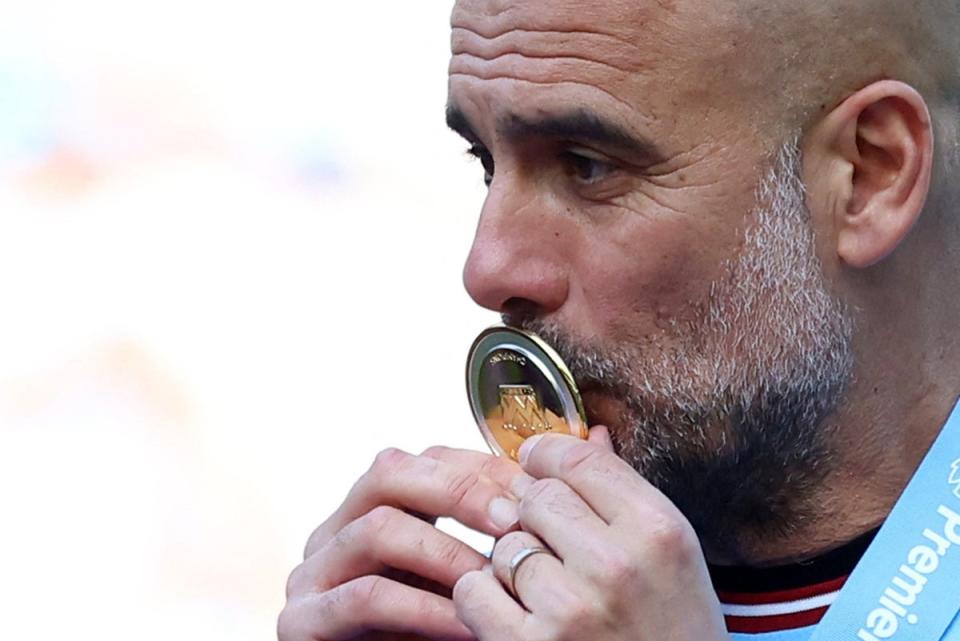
top-left (447, 0), bottom-right (853, 558)
top-left (448, 0), bottom-right (773, 388)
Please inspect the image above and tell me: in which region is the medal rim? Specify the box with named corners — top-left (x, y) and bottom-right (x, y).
top-left (466, 325), bottom-right (588, 458)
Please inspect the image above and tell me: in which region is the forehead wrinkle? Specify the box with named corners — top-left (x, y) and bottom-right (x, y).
top-left (449, 72), bottom-right (638, 112)
top-left (451, 26), bottom-right (651, 75)
top-left (450, 8), bottom-right (680, 69)
top-left (452, 50), bottom-right (638, 79)
top-left (449, 1), bottom-right (744, 108)
top-left (449, 48), bottom-right (651, 114)
top-left (451, 0), bottom-right (668, 43)
top-left (450, 23), bottom-right (650, 57)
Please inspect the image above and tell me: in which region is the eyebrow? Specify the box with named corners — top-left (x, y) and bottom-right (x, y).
top-left (445, 104), bottom-right (661, 163)
top-left (446, 104), bottom-right (479, 143)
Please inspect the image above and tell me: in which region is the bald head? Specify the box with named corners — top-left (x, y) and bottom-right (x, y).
top-left (731, 0), bottom-right (960, 134)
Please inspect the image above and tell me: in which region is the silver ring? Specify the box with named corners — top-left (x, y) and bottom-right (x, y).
top-left (508, 546), bottom-right (553, 598)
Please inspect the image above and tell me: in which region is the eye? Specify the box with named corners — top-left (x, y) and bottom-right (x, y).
top-left (561, 148), bottom-right (616, 184)
top-left (466, 143), bottom-right (495, 187)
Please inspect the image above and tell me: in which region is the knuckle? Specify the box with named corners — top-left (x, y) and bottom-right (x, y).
top-left (420, 445), bottom-right (450, 459)
top-left (277, 597), bottom-right (329, 641)
top-left (442, 470), bottom-right (482, 506)
top-left (552, 598), bottom-right (594, 635)
top-left (276, 603), bottom-right (301, 641)
top-left (591, 545), bottom-right (638, 586)
top-left (331, 506), bottom-right (397, 556)
top-left (284, 562), bottom-right (307, 600)
top-left (477, 453), bottom-right (504, 479)
top-left (370, 447), bottom-right (409, 477)
top-left (433, 534), bottom-right (471, 570)
top-left (498, 530), bottom-right (531, 549)
top-left (303, 525), bottom-right (324, 560)
top-left (329, 524), bottom-right (354, 554)
top-left (523, 478), bottom-right (564, 504)
top-left (346, 575), bottom-right (388, 609)
top-left (353, 505), bottom-right (397, 541)
top-left (492, 531), bottom-right (530, 564)
top-left (557, 442), bottom-right (604, 477)
top-left (646, 515), bottom-right (700, 567)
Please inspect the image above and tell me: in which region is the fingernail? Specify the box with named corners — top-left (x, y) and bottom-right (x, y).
top-left (488, 497), bottom-right (520, 530)
top-left (518, 434), bottom-right (545, 466)
top-left (510, 474), bottom-right (535, 498)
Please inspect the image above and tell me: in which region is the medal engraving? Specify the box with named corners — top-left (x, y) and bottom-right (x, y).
top-left (499, 385), bottom-right (551, 438)
top-left (489, 351), bottom-right (528, 366)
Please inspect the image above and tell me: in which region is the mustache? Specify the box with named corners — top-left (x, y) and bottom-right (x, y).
top-left (503, 314), bottom-right (633, 397)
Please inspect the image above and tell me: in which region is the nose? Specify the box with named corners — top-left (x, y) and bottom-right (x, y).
top-left (462, 186), bottom-right (569, 317)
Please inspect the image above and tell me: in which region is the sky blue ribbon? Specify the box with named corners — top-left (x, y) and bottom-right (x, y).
top-left (808, 399), bottom-right (960, 641)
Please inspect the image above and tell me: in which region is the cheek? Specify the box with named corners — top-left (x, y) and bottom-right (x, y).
top-left (570, 216), bottom-right (735, 341)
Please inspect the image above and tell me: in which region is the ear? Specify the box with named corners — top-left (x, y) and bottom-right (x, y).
top-left (802, 80), bottom-right (934, 268)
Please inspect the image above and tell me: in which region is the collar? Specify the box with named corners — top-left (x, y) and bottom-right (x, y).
top-left (709, 528), bottom-right (879, 633)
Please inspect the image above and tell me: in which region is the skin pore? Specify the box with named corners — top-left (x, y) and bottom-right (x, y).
top-left (448, 0), bottom-right (960, 565)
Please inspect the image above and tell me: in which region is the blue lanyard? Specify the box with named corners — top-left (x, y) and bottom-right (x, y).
top-left (809, 399), bottom-right (960, 641)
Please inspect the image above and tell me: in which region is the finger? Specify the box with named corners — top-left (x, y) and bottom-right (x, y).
top-left (516, 477), bottom-right (609, 560)
top-left (422, 444), bottom-right (537, 504)
top-left (306, 448), bottom-right (518, 557)
top-left (453, 566), bottom-right (528, 641)
top-left (490, 531), bottom-right (580, 616)
top-left (290, 506), bottom-right (488, 597)
top-left (279, 575), bottom-right (475, 641)
top-left (518, 434), bottom-right (675, 524)
top-left (587, 424), bottom-right (614, 452)
top-left (421, 446), bottom-right (530, 496)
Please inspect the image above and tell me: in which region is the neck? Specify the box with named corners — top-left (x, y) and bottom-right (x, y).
top-left (707, 370), bottom-right (958, 568)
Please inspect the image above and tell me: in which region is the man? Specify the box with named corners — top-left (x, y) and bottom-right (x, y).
top-left (279, 0), bottom-right (960, 639)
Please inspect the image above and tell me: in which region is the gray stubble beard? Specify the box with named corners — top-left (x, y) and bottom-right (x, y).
top-left (513, 140), bottom-right (855, 560)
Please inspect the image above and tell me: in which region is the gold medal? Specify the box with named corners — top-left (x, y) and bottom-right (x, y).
top-left (466, 326), bottom-right (588, 461)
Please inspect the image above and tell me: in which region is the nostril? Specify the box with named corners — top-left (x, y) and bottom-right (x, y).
top-left (501, 298), bottom-right (540, 327)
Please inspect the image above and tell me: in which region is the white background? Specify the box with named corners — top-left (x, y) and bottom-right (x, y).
top-left (0, 2), bottom-right (493, 638)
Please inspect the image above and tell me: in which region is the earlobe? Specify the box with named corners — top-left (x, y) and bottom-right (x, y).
top-left (805, 80), bottom-right (934, 269)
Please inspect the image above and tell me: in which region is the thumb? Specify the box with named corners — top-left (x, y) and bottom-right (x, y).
top-left (587, 425), bottom-right (615, 452)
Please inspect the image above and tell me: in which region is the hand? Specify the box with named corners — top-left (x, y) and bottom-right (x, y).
top-left (452, 428), bottom-right (730, 641)
top-left (278, 446), bottom-right (528, 641)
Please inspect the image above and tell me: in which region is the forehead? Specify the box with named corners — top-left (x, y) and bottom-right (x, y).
top-left (448, 0), bottom-right (751, 144)
top-left (451, 0), bottom-right (689, 34)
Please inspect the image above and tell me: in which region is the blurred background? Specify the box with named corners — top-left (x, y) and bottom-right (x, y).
top-left (0, 2), bottom-right (493, 638)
